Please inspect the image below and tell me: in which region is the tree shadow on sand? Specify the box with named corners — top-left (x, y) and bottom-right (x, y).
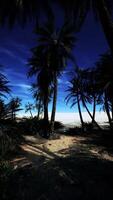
top-left (2, 135), bottom-right (113, 200)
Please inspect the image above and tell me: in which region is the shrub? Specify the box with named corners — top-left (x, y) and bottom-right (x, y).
top-left (0, 125), bottom-right (23, 159)
top-left (83, 122), bottom-right (94, 132)
top-left (0, 160), bottom-right (13, 181)
top-left (54, 121), bottom-right (64, 130)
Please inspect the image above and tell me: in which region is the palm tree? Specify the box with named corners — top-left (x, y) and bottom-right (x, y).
top-left (66, 77), bottom-right (84, 130)
top-left (57, 0), bottom-right (113, 55)
top-left (0, 68), bottom-right (10, 119)
top-left (29, 59), bottom-right (54, 137)
top-left (25, 102), bottom-right (35, 118)
top-left (66, 68), bottom-right (101, 130)
top-left (30, 84), bottom-right (44, 120)
top-left (0, 72), bottom-right (10, 97)
top-left (0, 99), bottom-right (6, 120)
top-left (82, 68), bottom-right (99, 124)
top-left (28, 21), bottom-right (76, 135)
top-left (95, 52), bottom-right (113, 128)
top-left (7, 97), bottom-right (22, 120)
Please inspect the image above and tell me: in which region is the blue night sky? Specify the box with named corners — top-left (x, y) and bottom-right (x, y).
top-left (0, 11), bottom-right (109, 116)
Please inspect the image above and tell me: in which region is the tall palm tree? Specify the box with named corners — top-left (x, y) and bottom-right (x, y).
top-left (28, 21), bottom-right (76, 135)
top-left (39, 21), bottom-right (76, 131)
top-left (57, 0), bottom-right (113, 54)
top-left (28, 62), bottom-right (52, 137)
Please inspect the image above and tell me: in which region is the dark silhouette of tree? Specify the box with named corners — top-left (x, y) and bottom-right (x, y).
top-left (95, 52), bottom-right (113, 128)
top-left (57, 0), bottom-right (113, 55)
top-left (66, 72), bottom-right (84, 130)
top-left (81, 68), bottom-right (100, 125)
top-left (7, 97), bottom-right (22, 120)
top-left (0, 72), bottom-right (10, 97)
top-left (25, 102), bottom-right (35, 118)
top-left (29, 63), bottom-right (52, 138)
top-left (0, 99), bottom-right (6, 120)
top-left (28, 20), bottom-right (76, 137)
top-left (66, 68), bottom-right (101, 130)
top-left (0, 68), bottom-right (10, 120)
top-left (31, 84), bottom-right (44, 120)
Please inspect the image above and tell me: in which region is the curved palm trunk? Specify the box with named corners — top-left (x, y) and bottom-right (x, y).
top-left (97, 0), bottom-right (113, 55)
top-left (82, 99), bottom-right (101, 130)
top-left (51, 74), bottom-right (57, 133)
top-left (104, 92), bottom-right (112, 128)
top-left (92, 95), bottom-right (96, 124)
top-left (77, 94), bottom-right (84, 130)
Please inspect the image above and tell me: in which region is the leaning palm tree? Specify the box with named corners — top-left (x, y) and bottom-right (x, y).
top-left (57, 0), bottom-right (113, 55)
top-left (65, 77), bottom-right (84, 130)
top-left (95, 52), bottom-right (113, 128)
top-left (28, 21), bottom-right (76, 135)
top-left (66, 68), bottom-right (101, 130)
top-left (81, 68), bottom-right (99, 124)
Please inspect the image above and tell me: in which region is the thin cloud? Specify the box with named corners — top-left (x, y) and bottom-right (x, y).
top-left (0, 46), bottom-right (27, 64)
top-left (10, 83), bottom-right (31, 89)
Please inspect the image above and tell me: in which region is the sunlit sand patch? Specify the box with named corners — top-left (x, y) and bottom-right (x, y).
top-left (22, 135), bottom-right (86, 158)
top-left (43, 135), bottom-right (77, 157)
top-left (18, 134), bottom-right (113, 169)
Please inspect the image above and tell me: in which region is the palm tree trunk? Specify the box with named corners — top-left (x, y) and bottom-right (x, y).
top-left (37, 99), bottom-right (41, 120)
top-left (77, 94), bottom-right (84, 129)
top-left (30, 110), bottom-right (33, 119)
top-left (104, 92), bottom-right (112, 128)
top-left (97, 0), bottom-right (113, 55)
top-left (44, 96), bottom-right (48, 122)
top-left (43, 87), bottom-right (49, 138)
top-left (111, 101), bottom-right (113, 121)
top-left (92, 95), bottom-right (96, 124)
top-left (82, 99), bottom-right (101, 130)
top-left (51, 74), bottom-right (57, 133)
